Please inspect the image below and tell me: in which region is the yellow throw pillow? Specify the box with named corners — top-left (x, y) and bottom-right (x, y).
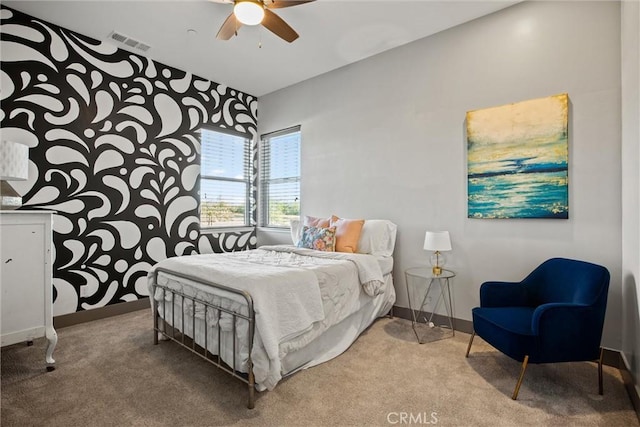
top-left (304, 215), bottom-right (330, 228)
top-left (330, 215), bottom-right (365, 253)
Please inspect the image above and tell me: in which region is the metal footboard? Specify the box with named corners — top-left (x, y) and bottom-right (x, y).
top-left (151, 267), bottom-right (256, 409)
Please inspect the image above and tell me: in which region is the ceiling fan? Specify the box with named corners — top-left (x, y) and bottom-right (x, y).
top-left (213, 0), bottom-right (315, 43)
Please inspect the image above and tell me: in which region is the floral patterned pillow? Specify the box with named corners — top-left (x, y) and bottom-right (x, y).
top-left (297, 226), bottom-right (336, 252)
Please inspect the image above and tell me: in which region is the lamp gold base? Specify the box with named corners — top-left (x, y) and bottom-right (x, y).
top-left (432, 266), bottom-right (442, 276)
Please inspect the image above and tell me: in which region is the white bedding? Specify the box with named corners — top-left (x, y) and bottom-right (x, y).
top-left (148, 245), bottom-right (394, 390)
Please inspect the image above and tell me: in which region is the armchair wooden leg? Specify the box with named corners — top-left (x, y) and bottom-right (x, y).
top-left (598, 347), bottom-right (604, 395)
top-left (512, 355), bottom-right (529, 400)
top-left (465, 332), bottom-right (475, 358)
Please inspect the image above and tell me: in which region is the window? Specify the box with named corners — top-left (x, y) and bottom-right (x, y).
top-left (199, 127), bottom-right (251, 228)
top-left (260, 126), bottom-right (301, 228)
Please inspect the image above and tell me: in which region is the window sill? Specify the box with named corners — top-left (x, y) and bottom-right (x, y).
top-left (257, 227), bottom-right (290, 233)
top-left (201, 226), bottom-right (255, 234)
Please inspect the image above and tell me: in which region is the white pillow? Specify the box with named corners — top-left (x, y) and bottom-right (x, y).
top-left (290, 218), bottom-right (303, 245)
top-left (357, 220), bottom-right (397, 257)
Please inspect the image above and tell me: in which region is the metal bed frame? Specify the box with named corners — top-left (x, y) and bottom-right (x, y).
top-left (151, 267), bottom-right (257, 409)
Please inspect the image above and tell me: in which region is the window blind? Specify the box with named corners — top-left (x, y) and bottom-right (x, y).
top-left (260, 127), bottom-right (301, 228)
top-left (200, 128), bottom-right (251, 228)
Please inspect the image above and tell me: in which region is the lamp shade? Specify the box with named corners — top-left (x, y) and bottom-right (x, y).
top-left (234, 0), bottom-right (265, 26)
top-left (423, 231), bottom-right (452, 252)
top-left (0, 141), bottom-right (29, 181)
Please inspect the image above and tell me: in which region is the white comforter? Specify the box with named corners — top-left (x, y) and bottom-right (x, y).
top-left (148, 245), bottom-right (386, 389)
top-left (260, 245), bottom-right (386, 297)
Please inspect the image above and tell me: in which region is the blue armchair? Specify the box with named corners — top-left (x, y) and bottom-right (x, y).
top-left (465, 258), bottom-right (610, 399)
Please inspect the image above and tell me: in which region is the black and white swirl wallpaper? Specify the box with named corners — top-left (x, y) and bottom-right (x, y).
top-left (0, 7), bottom-right (258, 315)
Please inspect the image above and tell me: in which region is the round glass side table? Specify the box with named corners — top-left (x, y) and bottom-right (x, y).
top-left (404, 267), bottom-right (456, 344)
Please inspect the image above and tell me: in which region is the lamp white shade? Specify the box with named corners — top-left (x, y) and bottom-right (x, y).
top-left (0, 141), bottom-right (29, 181)
top-left (423, 231), bottom-right (452, 252)
top-left (234, 0), bottom-right (265, 26)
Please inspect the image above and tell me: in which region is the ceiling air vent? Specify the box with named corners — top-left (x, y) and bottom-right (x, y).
top-left (107, 31), bottom-right (151, 53)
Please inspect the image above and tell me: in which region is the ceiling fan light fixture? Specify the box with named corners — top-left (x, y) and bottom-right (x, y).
top-left (234, 0), bottom-right (265, 26)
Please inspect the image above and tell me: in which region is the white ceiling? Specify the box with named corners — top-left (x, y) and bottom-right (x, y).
top-left (4, 0), bottom-right (519, 97)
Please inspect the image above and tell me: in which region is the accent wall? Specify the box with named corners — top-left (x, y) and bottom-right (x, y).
top-left (0, 6), bottom-right (258, 316)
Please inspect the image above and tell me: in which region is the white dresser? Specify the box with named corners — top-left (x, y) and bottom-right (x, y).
top-left (0, 210), bottom-right (57, 370)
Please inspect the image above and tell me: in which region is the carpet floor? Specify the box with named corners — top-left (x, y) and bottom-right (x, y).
top-left (1, 309), bottom-right (638, 426)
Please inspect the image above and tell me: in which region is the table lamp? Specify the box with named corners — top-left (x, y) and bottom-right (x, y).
top-left (423, 231), bottom-right (451, 276)
top-left (0, 140), bottom-right (29, 210)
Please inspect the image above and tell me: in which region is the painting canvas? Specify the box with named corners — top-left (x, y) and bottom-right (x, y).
top-left (467, 93), bottom-right (569, 219)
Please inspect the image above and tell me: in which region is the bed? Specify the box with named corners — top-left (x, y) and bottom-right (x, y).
top-left (147, 218), bottom-right (397, 408)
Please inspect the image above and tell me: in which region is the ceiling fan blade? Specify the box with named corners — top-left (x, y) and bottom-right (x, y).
top-left (216, 12), bottom-right (242, 40)
top-left (264, 0), bottom-right (315, 9)
top-left (261, 9), bottom-right (299, 42)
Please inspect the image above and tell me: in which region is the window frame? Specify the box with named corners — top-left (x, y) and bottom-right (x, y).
top-left (259, 126), bottom-right (301, 229)
top-left (198, 125), bottom-right (253, 230)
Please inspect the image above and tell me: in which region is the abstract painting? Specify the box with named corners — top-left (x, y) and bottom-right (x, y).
top-left (467, 93), bottom-right (569, 219)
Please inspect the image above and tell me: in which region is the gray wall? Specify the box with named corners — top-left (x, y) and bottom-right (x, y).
top-left (257, 1), bottom-right (623, 349)
top-left (621, 0), bottom-right (640, 400)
